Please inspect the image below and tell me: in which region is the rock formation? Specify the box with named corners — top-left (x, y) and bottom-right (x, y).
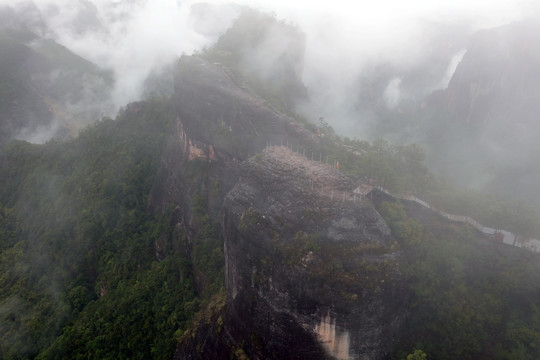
top-left (220, 147), bottom-right (405, 359)
top-left (149, 53), bottom-right (407, 359)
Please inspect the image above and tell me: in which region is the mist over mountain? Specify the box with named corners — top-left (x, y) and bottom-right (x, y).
top-left (297, 21), bottom-right (472, 136)
top-left (2, 1), bottom-right (540, 360)
top-left (0, 1), bottom-right (240, 145)
top-left (366, 19), bottom-right (540, 209)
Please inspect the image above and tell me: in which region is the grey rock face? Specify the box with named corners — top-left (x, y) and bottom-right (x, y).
top-left (221, 148), bottom-right (406, 360)
top-left (160, 54), bottom-right (407, 359)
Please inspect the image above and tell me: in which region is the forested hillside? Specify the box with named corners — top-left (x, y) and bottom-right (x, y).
top-left (374, 197), bottom-right (540, 360)
top-left (0, 98), bottom-right (223, 359)
top-left (1, 60), bottom-right (540, 359)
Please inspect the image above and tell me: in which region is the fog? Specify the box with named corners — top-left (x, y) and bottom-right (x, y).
top-left (210, 0), bottom-right (538, 134)
top-left (15, 0), bottom-right (238, 108)
top-left (3, 0), bottom-right (537, 127)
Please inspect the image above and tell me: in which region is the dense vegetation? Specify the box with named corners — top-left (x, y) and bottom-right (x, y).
top-left (0, 98), bottom-right (222, 359)
top-left (379, 200), bottom-right (540, 360)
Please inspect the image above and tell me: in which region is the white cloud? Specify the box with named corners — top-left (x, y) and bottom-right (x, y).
top-left (0, 0), bottom-right (239, 112)
top-left (31, 0), bottom-right (216, 108)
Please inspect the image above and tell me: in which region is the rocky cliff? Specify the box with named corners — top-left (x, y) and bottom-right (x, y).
top-left (173, 146), bottom-right (406, 360)
top-left (420, 20), bottom-right (540, 155)
top-left (150, 55), bottom-right (317, 219)
top-left (147, 53), bottom-right (407, 359)
top-left (219, 147), bottom-right (405, 360)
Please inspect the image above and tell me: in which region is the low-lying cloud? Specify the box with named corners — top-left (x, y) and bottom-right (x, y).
top-left (32, 0), bottom-right (235, 109)
top-left (2, 0), bottom-right (538, 138)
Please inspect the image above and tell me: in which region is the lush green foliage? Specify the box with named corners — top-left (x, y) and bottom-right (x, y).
top-left (1, 32), bottom-right (540, 359)
top-left (379, 201), bottom-right (540, 360)
top-left (0, 99), bottom-right (220, 359)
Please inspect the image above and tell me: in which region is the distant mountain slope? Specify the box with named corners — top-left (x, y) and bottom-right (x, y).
top-left (445, 20), bottom-right (540, 130)
top-left (423, 20), bottom-right (540, 203)
top-left (368, 20), bottom-right (540, 209)
top-left (0, 4), bottom-right (113, 145)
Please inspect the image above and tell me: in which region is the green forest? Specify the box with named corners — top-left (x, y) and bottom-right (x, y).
top-left (1, 68), bottom-right (540, 359)
top-left (0, 98), bottom-right (222, 359)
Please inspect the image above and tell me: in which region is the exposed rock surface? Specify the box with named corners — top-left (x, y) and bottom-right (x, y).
top-left (150, 55), bottom-right (319, 218)
top-left (173, 145), bottom-right (406, 359)
top-left (220, 148), bottom-right (405, 360)
top-left (150, 54), bottom-right (407, 359)
top-left (445, 21), bottom-right (540, 130)
top-left (150, 54), bottom-right (324, 297)
top-left (420, 20), bottom-right (540, 156)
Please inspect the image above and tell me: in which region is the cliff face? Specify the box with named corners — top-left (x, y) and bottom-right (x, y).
top-left (221, 147), bottom-right (405, 360)
top-left (174, 147), bottom-right (407, 360)
top-left (150, 55), bottom-right (317, 218)
top-left (153, 54), bottom-right (407, 359)
top-left (422, 20), bottom-right (540, 158)
top-left (149, 54), bottom-right (322, 295)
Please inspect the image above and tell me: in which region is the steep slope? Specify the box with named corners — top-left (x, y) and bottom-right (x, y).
top-left (445, 20), bottom-right (540, 131)
top-left (2, 13), bottom-right (540, 359)
top-left (150, 53), bottom-right (319, 214)
top-left (0, 99), bottom-right (186, 359)
top-left (429, 20), bottom-right (540, 205)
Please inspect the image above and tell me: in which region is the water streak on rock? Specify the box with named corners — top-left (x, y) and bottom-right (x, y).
top-left (315, 312), bottom-right (351, 360)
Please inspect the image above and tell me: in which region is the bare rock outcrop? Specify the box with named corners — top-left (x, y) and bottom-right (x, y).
top-left (214, 148), bottom-right (405, 359)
